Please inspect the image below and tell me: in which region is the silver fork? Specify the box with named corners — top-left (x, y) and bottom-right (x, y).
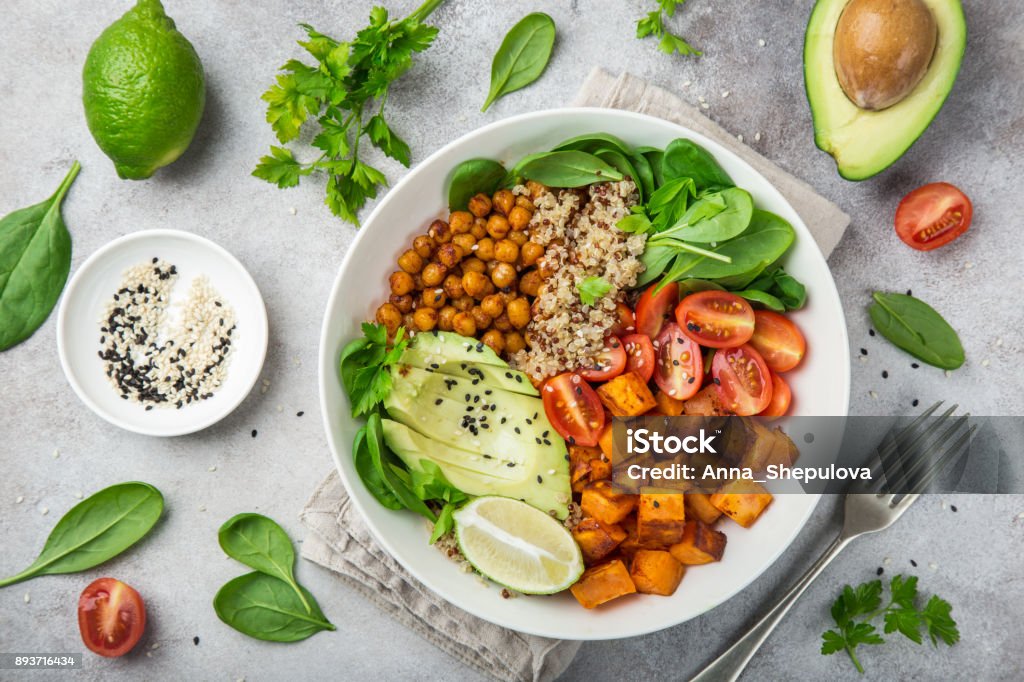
top-left (689, 402), bottom-right (976, 682)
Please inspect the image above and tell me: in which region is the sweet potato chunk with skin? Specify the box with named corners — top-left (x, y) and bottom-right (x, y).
top-left (596, 372), bottom-right (657, 417)
top-left (710, 480), bottom-right (773, 528)
top-left (570, 559), bottom-right (637, 608)
top-left (589, 456), bottom-right (612, 481)
top-left (618, 514), bottom-right (642, 558)
top-left (580, 480), bottom-right (638, 525)
top-left (654, 391), bottom-right (685, 416)
top-left (598, 423), bottom-right (614, 460)
top-left (630, 550), bottom-right (685, 596)
top-left (684, 492), bottom-right (723, 525)
top-left (636, 493), bottom-right (686, 547)
top-left (572, 518), bottom-right (627, 564)
top-left (682, 385), bottom-right (728, 416)
top-left (569, 445), bottom-right (597, 485)
top-left (670, 520), bottom-right (728, 565)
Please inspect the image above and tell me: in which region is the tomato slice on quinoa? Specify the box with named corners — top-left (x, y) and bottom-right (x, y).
top-left (675, 291), bottom-right (755, 349)
top-left (579, 337), bottom-right (626, 382)
top-left (711, 344), bottom-right (773, 416)
top-left (622, 333), bottom-right (655, 382)
top-left (542, 373), bottom-right (605, 447)
top-left (635, 281), bottom-right (679, 338)
top-left (652, 323), bottom-right (703, 401)
top-left (78, 578), bottom-right (146, 658)
top-left (759, 373), bottom-right (792, 419)
top-left (748, 310), bottom-right (806, 373)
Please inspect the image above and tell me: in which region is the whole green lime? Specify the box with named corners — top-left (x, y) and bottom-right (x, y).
top-left (83, 0), bottom-right (205, 180)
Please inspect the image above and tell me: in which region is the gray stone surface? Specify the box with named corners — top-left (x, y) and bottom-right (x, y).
top-left (1, 0), bottom-right (1021, 680)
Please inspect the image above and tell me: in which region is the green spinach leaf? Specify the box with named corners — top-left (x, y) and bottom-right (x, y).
top-left (218, 513), bottom-right (311, 614)
top-left (734, 289), bottom-right (785, 312)
top-left (667, 209), bottom-right (794, 280)
top-left (0, 481), bottom-right (163, 588)
top-left (746, 267), bottom-right (807, 310)
top-left (669, 187), bottom-right (753, 243)
top-left (353, 425), bottom-right (404, 510)
top-left (366, 413), bottom-right (437, 522)
top-left (868, 293), bottom-right (964, 369)
top-left (661, 138), bottom-right (733, 191)
top-left (482, 13), bottom-right (556, 112)
top-left (214, 572), bottom-right (335, 642)
top-left (0, 161), bottom-right (80, 351)
top-left (518, 151), bottom-right (624, 187)
top-left (448, 158), bottom-right (507, 211)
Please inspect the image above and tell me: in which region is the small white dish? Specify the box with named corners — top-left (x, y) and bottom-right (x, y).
top-left (58, 229), bottom-right (267, 437)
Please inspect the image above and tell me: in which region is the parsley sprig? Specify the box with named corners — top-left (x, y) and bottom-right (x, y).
top-left (822, 574), bottom-right (959, 673)
top-left (254, 0), bottom-right (445, 225)
top-left (339, 323), bottom-right (410, 417)
top-left (577, 276), bottom-right (613, 306)
top-left (636, 1), bottom-right (701, 56)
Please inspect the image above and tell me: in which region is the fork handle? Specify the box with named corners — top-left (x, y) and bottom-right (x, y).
top-left (688, 534), bottom-right (854, 682)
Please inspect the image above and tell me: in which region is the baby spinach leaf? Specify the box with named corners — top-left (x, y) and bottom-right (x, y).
top-left (670, 187), bottom-right (753, 243)
top-left (647, 176), bottom-right (697, 231)
top-left (868, 293), bottom-right (964, 370)
top-left (0, 161), bottom-right (80, 351)
top-left (680, 209), bottom-right (794, 279)
top-left (661, 138), bottom-right (733, 191)
top-left (636, 243), bottom-right (675, 286)
top-left (448, 158), bottom-right (507, 211)
top-left (593, 148), bottom-right (644, 199)
top-left (518, 151), bottom-right (623, 187)
top-left (0, 482), bottom-right (163, 588)
top-left (482, 13), bottom-right (556, 112)
top-left (366, 413), bottom-right (436, 522)
top-left (747, 267), bottom-right (807, 310)
top-left (353, 425), bottom-right (404, 510)
top-left (218, 513), bottom-right (311, 614)
top-left (553, 132), bottom-right (632, 155)
top-left (734, 289), bottom-right (786, 312)
top-left (214, 572), bottom-right (335, 642)
top-left (677, 279), bottom-right (725, 296)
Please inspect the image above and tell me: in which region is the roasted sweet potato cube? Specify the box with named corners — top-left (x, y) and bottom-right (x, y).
top-left (596, 372), bottom-right (657, 417)
top-left (710, 480), bottom-right (773, 527)
top-left (569, 445), bottom-right (598, 484)
top-left (684, 492), bottom-right (723, 524)
top-left (654, 391), bottom-right (685, 416)
top-left (629, 550), bottom-right (685, 596)
top-left (580, 480), bottom-right (638, 525)
top-left (569, 559), bottom-right (637, 608)
top-left (589, 456), bottom-right (612, 481)
top-left (636, 493), bottom-right (686, 547)
top-left (617, 514), bottom-right (642, 558)
top-left (669, 520), bottom-right (727, 565)
top-left (598, 423), bottom-right (614, 460)
top-left (572, 518), bottom-right (627, 564)
top-left (682, 385), bottom-right (728, 416)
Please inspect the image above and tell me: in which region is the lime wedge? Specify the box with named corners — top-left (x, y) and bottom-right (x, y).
top-left (453, 496), bottom-right (584, 594)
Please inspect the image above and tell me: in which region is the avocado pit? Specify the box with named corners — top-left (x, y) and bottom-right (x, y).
top-left (833, 0), bottom-right (938, 110)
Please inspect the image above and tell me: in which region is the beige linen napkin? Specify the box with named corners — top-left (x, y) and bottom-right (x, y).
top-left (299, 69), bottom-right (852, 682)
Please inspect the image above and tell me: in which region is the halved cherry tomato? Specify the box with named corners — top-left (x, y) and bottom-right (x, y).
top-left (760, 373), bottom-right (792, 419)
top-left (579, 336), bottom-right (626, 382)
top-left (622, 333), bottom-right (655, 382)
top-left (675, 291), bottom-right (755, 349)
top-left (609, 302), bottom-right (637, 336)
top-left (635, 281), bottom-right (679, 338)
top-left (711, 344), bottom-right (772, 416)
top-left (748, 310), bottom-right (806, 373)
top-left (78, 578), bottom-right (146, 658)
top-left (542, 373), bottom-right (605, 447)
top-left (653, 323), bottom-right (703, 401)
top-left (895, 182), bottom-right (972, 251)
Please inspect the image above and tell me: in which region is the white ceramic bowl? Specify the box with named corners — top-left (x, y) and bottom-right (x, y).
top-left (58, 229), bottom-right (268, 437)
top-left (319, 108), bottom-right (850, 639)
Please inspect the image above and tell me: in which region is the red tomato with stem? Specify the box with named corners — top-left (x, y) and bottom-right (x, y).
top-left (675, 291), bottom-right (755, 349)
top-left (78, 578), bottom-right (146, 658)
top-left (653, 323), bottom-right (703, 401)
top-left (635, 281), bottom-right (679, 338)
top-left (622, 333), bottom-right (655, 382)
top-left (542, 373), bottom-right (605, 447)
top-left (579, 336), bottom-right (626, 382)
top-left (748, 311), bottom-right (806, 373)
top-left (711, 344), bottom-right (773, 416)
top-left (895, 182), bottom-right (972, 251)
top-left (760, 373), bottom-right (792, 419)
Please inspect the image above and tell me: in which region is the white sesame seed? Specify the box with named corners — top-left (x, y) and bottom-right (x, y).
top-left (721, 90), bottom-right (730, 98)
top-left (199, 505), bottom-right (207, 512)
top-left (74, 492), bottom-right (83, 499)
top-left (755, 132), bottom-right (762, 142)
top-left (16, 496), bottom-right (23, 504)
top-left (683, 80), bottom-right (691, 87)
top-left (928, 562), bottom-right (938, 571)
top-left (758, 39), bottom-right (766, 47)
top-left (996, 337), bottom-right (1003, 346)
top-left (1017, 512), bottom-right (1024, 520)
top-left (737, 134), bottom-right (744, 143)
top-left (883, 557), bottom-right (892, 565)
top-left (701, 102), bottom-right (710, 110)
top-left (548, 469), bottom-right (556, 475)
top-left (697, 95), bottom-right (706, 103)
top-left (964, 261), bottom-right (974, 269)
top-left (209, 465), bottom-right (217, 472)
top-left (869, 391), bottom-right (878, 400)
top-left (945, 370), bottom-right (952, 378)
top-left (151, 643), bottom-right (161, 650)
top-left (288, 207), bottom-right (297, 215)
top-left (982, 359), bottom-right (990, 367)
top-left (24, 593), bottom-right (30, 603)
top-left (41, 507), bottom-right (49, 515)
top-left (471, 244), bottom-right (479, 251)
top-left (52, 448), bottom-right (60, 459)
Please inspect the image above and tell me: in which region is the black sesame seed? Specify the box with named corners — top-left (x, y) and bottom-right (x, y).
top-left (507, 462), bottom-right (515, 468)
top-left (515, 375), bottom-right (523, 383)
top-left (950, 505), bottom-right (958, 512)
top-left (687, 376), bottom-right (695, 384)
top-left (912, 399), bottom-right (919, 407)
top-left (910, 559), bottom-right (917, 567)
top-left (152, 257), bottom-right (159, 264)
top-left (876, 567), bottom-right (884, 576)
top-left (568, 436), bottom-right (576, 445)
top-left (297, 411), bottom-right (304, 417)
top-left (537, 475), bottom-right (543, 484)
top-left (869, 329), bottom-right (875, 336)
top-left (483, 454), bottom-right (492, 459)
top-left (485, 390), bottom-right (493, 395)
top-left (251, 429), bottom-right (258, 438)
top-left (713, 377), bottom-right (721, 385)
top-left (906, 289), bottom-right (912, 296)
top-left (535, 437), bottom-right (542, 444)
top-left (193, 636), bottom-right (200, 646)
top-left (882, 370), bottom-right (888, 378)
top-left (860, 348), bottom-right (868, 355)
top-left (653, 500), bottom-right (660, 508)
top-left (911, 363), bottom-right (919, 369)
top-left (564, 454), bottom-right (570, 461)
top-left (435, 398), bottom-right (443, 405)
top-left (514, 427), bottom-right (521, 434)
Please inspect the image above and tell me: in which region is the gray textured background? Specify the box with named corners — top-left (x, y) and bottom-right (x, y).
top-left (1, 0), bottom-right (1022, 680)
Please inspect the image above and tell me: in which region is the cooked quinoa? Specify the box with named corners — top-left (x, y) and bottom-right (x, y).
top-left (509, 180), bottom-right (646, 380)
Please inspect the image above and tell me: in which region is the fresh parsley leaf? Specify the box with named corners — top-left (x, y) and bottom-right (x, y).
top-left (577, 276), bottom-right (613, 306)
top-left (658, 31), bottom-right (702, 57)
top-left (339, 323), bottom-right (409, 417)
top-left (820, 629), bottom-right (847, 656)
top-left (636, 11), bottom-right (662, 39)
top-left (253, 146), bottom-right (305, 189)
top-left (922, 595), bottom-right (959, 646)
top-left (635, 2), bottom-right (701, 57)
top-left (429, 502), bottom-right (457, 544)
top-left (884, 607), bottom-right (923, 644)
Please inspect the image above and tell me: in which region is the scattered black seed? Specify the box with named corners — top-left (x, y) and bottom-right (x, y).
top-left (297, 411), bottom-right (304, 417)
top-left (882, 370), bottom-right (889, 379)
top-left (430, 363), bottom-right (439, 369)
top-left (500, 417), bottom-right (507, 424)
top-left (713, 377), bottom-right (721, 385)
top-left (912, 399), bottom-right (919, 407)
top-left (877, 567), bottom-right (884, 576)
top-left (543, 439), bottom-right (551, 445)
top-left (687, 376), bottom-right (695, 384)
top-left (869, 329), bottom-right (875, 336)
top-left (653, 500), bottom-right (660, 508)
top-left (537, 475), bottom-right (543, 484)
top-left (673, 359), bottom-right (680, 366)
top-left (564, 454), bottom-right (570, 461)
top-left (535, 437), bottom-right (542, 444)
top-left (950, 505), bottom-right (958, 512)
top-left (515, 375), bottom-right (523, 383)
top-left (251, 429), bottom-right (258, 438)
top-left (152, 257), bottom-right (159, 264)
top-left (505, 372), bottom-right (513, 379)
top-left (193, 636), bottom-right (200, 646)
top-left (906, 289), bottom-right (912, 296)
top-left (910, 559), bottom-right (917, 567)
top-left (575, 386), bottom-right (582, 395)
top-left (860, 348), bottom-right (868, 355)
top-left (507, 462), bottom-right (516, 468)
top-left (483, 454), bottom-right (492, 459)
top-left (485, 389), bottom-right (492, 395)
top-left (911, 363), bottom-right (919, 369)
top-left (525, 418), bottom-right (533, 425)
top-left (568, 436), bottom-right (576, 445)
top-left (435, 398), bottom-right (443, 406)
top-left (145, 405), bottom-right (154, 411)
top-left (514, 427), bottom-right (521, 434)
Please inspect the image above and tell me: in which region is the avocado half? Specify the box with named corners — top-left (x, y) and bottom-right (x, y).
top-left (804, 0), bottom-right (966, 180)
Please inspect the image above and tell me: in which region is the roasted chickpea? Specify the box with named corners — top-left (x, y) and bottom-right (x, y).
top-left (508, 206), bottom-right (532, 231)
top-left (436, 243), bottom-right (463, 269)
top-left (397, 249), bottom-right (423, 274)
top-left (520, 241), bottom-right (544, 266)
top-left (389, 293), bottom-right (414, 314)
top-left (421, 262), bottom-right (448, 287)
top-left (389, 270), bottom-right (415, 296)
top-left (481, 294), bottom-right (505, 318)
top-left (536, 255), bottom-right (558, 279)
top-left (462, 270), bottom-right (489, 298)
top-left (453, 295), bottom-right (474, 312)
top-left (479, 279), bottom-right (496, 299)
top-left (449, 210), bottom-right (474, 234)
top-left (481, 329), bottom-right (505, 354)
top-left (428, 219), bottom-right (452, 244)
top-left (506, 297), bottom-right (531, 329)
top-left (470, 306), bottom-right (492, 329)
top-left (443, 274), bottom-right (465, 299)
top-left (452, 232), bottom-right (476, 254)
top-left (515, 195), bottom-right (536, 212)
top-left (494, 239), bottom-right (519, 264)
top-left (420, 288), bottom-right (447, 309)
top-left (491, 262), bottom-right (517, 289)
top-left (474, 237), bottom-right (495, 262)
top-left (505, 331), bottom-right (527, 354)
top-left (508, 230), bottom-right (529, 247)
top-left (452, 312), bottom-right (477, 337)
top-left (413, 307), bottom-right (438, 331)
top-left (412, 235), bottom-right (435, 259)
top-left (468, 193), bottom-right (492, 218)
top-left (437, 305), bottom-right (457, 331)
top-left (402, 312), bottom-right (416, 330)
top-left (526, 181), bottom-right (547, 200)
top-left (470, 217), bottom-right (488, 239)
top-left (492, 189), bottom-right (515, 216)
top-left (486, 214), bottom-right (510, 239)
top-left (375, 302), bottom-right (402, 334)
top-left (493, 312), bottom-right (512, 332)
top-left (461, 256), bottom-right (486, 274)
